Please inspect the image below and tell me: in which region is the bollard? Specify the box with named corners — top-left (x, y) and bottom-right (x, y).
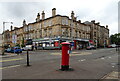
top-left (118, 45), bottom-right (120, 53)
top-left (116, 46), bottom-right (118, 51)
top-left (60, 42), bottom-right (72, 71)
top-left (27, 50), bottom-right (30, 66)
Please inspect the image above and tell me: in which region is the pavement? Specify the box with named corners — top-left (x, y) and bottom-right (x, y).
top-left (2, 61), bottom-right (119, 80)
top-left (1, 48), bottom-right (119, 80)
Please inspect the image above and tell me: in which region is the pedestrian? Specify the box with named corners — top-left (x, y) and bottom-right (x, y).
top-left (35, 44), bottom-right (37, 50)
top-left (32, 45), bottom-right (34, 51)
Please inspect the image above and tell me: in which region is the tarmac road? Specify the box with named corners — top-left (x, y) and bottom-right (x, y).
top-left (1, 48), bottom-right (119, 79)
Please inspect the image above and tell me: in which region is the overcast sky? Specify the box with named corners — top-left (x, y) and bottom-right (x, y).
top-left (0, 0), bottom-right (119, 35)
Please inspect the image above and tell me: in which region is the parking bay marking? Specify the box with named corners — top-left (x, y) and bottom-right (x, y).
top-left (0, 58), bottom-right (23, 62)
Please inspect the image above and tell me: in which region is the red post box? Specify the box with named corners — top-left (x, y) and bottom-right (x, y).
top-left (61, 42), bottom-right (70, 71)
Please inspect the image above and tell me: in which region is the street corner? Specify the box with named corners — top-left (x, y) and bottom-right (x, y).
top-left (101, 71), bottom-right (119, 80)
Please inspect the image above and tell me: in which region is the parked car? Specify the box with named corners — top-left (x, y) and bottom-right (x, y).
top-left (25, 45), bottom-right (33, 51)
top-left (5, 47), bottom-right (22, 53)
top-left (86, 45), bottom-right (96, 50)
top-left (108, 44), bottom-right (116, 48)
top-left (21, 47), bottom-right (27, 51)
top-left (5, 48), bottom-right (12, 53)
top-left (22, 45), bottom-right (33, 51)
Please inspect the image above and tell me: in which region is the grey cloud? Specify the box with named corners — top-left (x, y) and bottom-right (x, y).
top-left (1, 3), bottom-right (31, 17)
top-left (0, 2), bottom-right (52, 20)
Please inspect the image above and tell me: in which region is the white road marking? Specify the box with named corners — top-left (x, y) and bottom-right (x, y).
top-left (101, 58), bottom-right (105, 59)
top-left (81, 59), bottom-right (86, 61)
top-left (78, 59), bottom-right (86, 62)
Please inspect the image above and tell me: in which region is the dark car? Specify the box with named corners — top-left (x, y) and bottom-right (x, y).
top-left (5, 47), bottom-right (22, 53)
top-left (11, 47), bottom-right (22, 53)
top-left (86, 45), bottom-right (96, 50)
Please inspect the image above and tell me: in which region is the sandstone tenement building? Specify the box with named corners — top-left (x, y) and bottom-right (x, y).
top-left (2, 8), bottom-right (109, 49)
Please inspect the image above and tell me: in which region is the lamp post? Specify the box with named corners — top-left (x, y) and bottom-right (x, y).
top-left (2, 22), bottom-right (13, 55)
top-left (116, 35), bottom-right (120, 52)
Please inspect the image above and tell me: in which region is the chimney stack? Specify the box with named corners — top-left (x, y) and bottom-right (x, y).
top-left (52, 8), bottom-right (56, 16)
top-left (42, 11), bottom-right (45, 20)
top-left (23, 19), bottom-right (26, 26)
top-left (91, 20), bottom-right (95, 23)
top-left (71, 11), bottom-right (74, 20)
top-left (106, 25), bottom-right (108, 29)
top-left (36, 13), bottom-right (40, 22)
top-left (78, 20), bottom-right (81, 23)
top-left (10, 25), bottom-right (13, 31)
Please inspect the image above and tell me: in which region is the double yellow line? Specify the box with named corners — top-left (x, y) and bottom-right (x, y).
top-left (0, 65), bottom-right (21, 70)
top-left (0, 58), bottom-right (23, 62)
top-left (0, 58), bottom-right (24, 69)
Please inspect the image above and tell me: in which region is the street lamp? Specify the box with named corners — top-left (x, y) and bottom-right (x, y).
top-left (2, 22), bottom-right (13, 55)
top-left (116, 34), bottom-right (120, 51)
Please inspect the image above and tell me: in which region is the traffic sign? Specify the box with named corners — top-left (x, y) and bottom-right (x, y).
top-left (12, 34), bottom-right (17, 44)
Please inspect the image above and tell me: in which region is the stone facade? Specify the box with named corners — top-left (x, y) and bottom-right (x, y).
top-left (3, 8), bottom-right (109, 48)
top-left (84, 20), bottom-right (109, 47)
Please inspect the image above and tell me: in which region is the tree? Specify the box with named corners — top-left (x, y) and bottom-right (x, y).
top-left (21, 37), bottom-right (25, 47)
top-left (110, 33), bottom-right (120, 45)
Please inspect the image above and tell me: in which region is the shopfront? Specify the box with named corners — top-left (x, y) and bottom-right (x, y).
top-left (32, 37), bottom-right (72, 50)
top-left (74, 39), bottom-right (90, 50)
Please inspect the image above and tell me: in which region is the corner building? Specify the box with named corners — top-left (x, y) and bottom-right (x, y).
top-left (3, 8), bottom-right (109, 49)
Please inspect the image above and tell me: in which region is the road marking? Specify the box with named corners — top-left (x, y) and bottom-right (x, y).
top-left (78, 59), bottom-right (86, 62)
top-left (0, 65), bottom-right (21, 70)
top-left (112, 66), bottom-right (115, 68)
top-left (101, 58), bottom-right (104, 59)
top-left (0, 58), bottom-right (23, 62)
top-left (51, 52), bottom-right (92, 56)
top-left (81, 59), bottom-right (86, 61)
top-left (109, 57), bottom-right (111, 58)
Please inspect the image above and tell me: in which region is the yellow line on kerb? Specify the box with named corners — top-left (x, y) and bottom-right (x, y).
top-left (0, 65), bottom-right (21, 70)
top-left (0, 58), bottom-right (23, 62)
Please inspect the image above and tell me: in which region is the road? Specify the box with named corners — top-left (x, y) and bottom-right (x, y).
top-left (1, 48), bottom-right (119, 79)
